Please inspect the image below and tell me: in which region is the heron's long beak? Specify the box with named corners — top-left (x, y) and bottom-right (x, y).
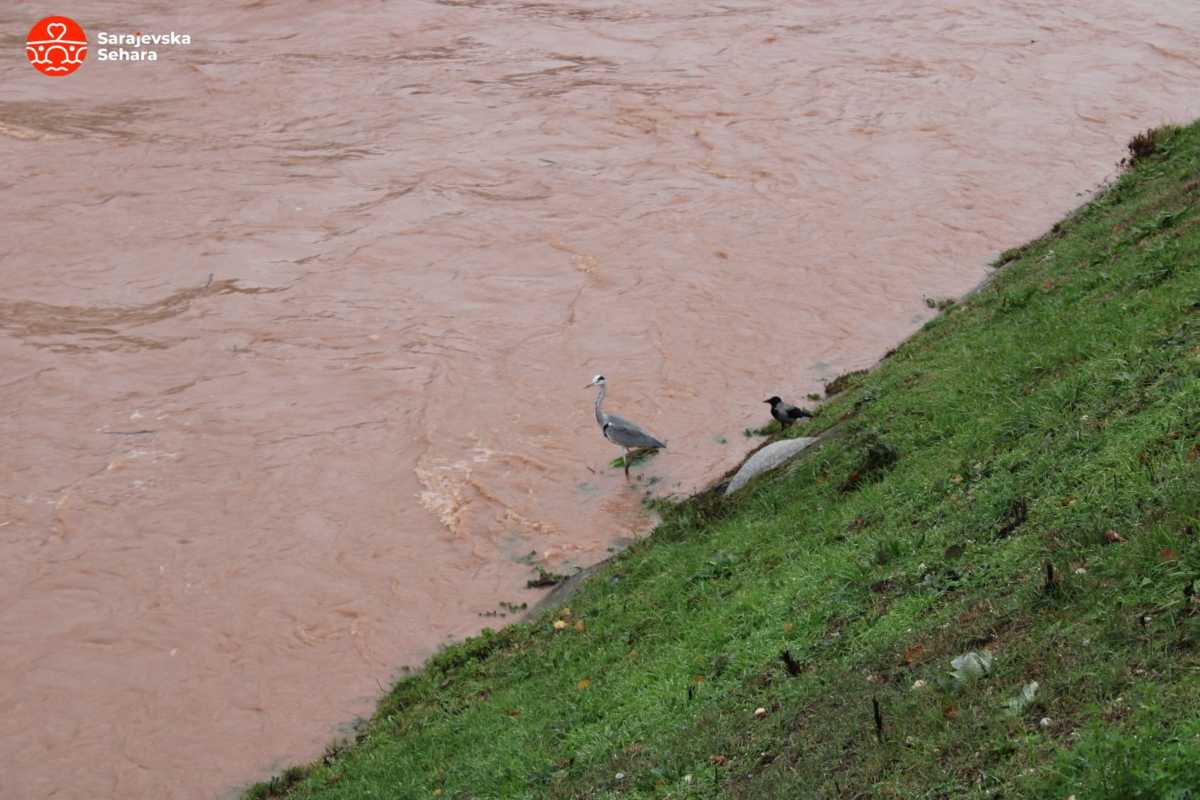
top-left (584, 382), bottom-right (595, 389)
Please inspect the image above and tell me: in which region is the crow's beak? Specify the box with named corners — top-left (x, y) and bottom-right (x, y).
top-left (762, 399), bottom-right (771, 404)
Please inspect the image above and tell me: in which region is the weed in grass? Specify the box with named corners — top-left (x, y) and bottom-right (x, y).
top-left (743, 421), bottom-right (778, 437)
top-left (839, 430), bottom-right (898, 492)
top-left (873, 536), bottom-right (903, 566)
top-left (526, 566), bottom-right (567, 588)
top-left (824, 369), bottom-right (869, 397)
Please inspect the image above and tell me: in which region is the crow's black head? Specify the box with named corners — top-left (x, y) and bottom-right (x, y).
top-left (764, 396), bottom-right (782, 405)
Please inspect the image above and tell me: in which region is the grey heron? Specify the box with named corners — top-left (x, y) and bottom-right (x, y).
top-left (586, 374), bottom-right (666, 479)
top-left (764, 396), bottom-right (813, 428)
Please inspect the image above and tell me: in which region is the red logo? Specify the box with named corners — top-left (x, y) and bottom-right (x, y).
top-left (26, 16), bottom-right (88, 76)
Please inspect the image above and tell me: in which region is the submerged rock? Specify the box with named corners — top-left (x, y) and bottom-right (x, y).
top-left (724, 438), bottom-right (818, 495)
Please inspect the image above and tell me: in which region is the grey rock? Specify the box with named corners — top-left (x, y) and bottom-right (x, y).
top-left (724, 437), bottom-right (818, 495)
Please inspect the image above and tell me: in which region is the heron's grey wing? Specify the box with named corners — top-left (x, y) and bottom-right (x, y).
top-left (605, 414), bottom-right (666, 449)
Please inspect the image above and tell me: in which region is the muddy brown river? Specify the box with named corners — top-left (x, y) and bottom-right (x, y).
top-left (2, 1), bottom-right (1199, 797)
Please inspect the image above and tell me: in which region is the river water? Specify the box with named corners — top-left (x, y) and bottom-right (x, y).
top-left (2, 1), bottom-right (1199, 797)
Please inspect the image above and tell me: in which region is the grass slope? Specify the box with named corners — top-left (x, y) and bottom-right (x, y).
top-left (248, 123), bottom-right (1200, 800)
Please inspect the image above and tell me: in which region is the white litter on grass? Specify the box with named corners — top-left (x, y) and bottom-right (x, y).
top-left (724, 438), bottom-right (818, 495)
top-left (1004, 681), bottom-right (1039, 714)
top-left (950, 650), bottom-right (993, 683)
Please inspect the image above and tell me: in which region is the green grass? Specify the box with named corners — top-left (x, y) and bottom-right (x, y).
top-left (245, 121), bottom-right (1200, 800)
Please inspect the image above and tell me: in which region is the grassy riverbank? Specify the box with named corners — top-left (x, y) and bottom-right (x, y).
top-left (247, 121), bottom-right (1200, 799)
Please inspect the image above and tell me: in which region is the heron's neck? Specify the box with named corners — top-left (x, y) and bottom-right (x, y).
top-left (594, 383), bottom-right (607, 426)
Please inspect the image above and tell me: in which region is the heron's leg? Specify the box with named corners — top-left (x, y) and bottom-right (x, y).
top-left (623, 449), bottom-right (631, 479)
